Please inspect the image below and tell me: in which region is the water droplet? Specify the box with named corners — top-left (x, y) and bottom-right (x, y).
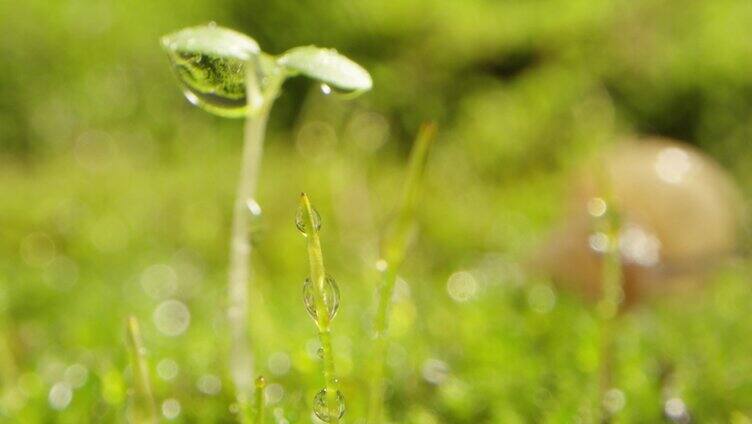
top-left (664, 397), bottom-right (689, 423)
top-left (375, 259), bottom-right (388, 272)
top-left (48, 382), bottom-right (73, 410)
top-left (63, 364), bottom-right (89, 388)
top-left (197, 374), bottom-right (222, 395)
top-left (267, 352), bottom-right (291, 376)
top-left (527, 284), bottom-right (556, 314)
top-left (312, 388), bottom-right (345, 422)
top-left (246, 198), bottom-right (262, 217)
top-left (305, 338), bottom-right (322, 359)
top-left (295, 206), bottom-right (322, 236)
top-left (20, 232), bottom-right (56, 267)
top-left (246, 198), bottom-right (264, 239)
top-left (153, 300), bottom-right (191, 336)
top-left (588, 232), bottom-right (610, 254)
top-left (602, 388), bottom-right (626, 415)
top-left (619, 223), bottom-right (661, 267)
top-left (162, 398), bottom-right (181, 419)
top-left (319, 83), bottom-right (362, 98)
top-left (446, 271), bottom-right (478, 303)
top-left (655, 147), bottom-right (691, 184)
top-left (157, 358), bottom-right (179, 381)
top-left (161, 25), bottom-right (260, 118)
top-left (421, 359), bottom-right (449, 385)
top-left (265, 383), bottom-right (284, 404)
top-left (140, 264), bottom-right (178, 299)
top-left (303, 276), bottom-right (340, 321)
top-left (587, 197), bottom-right (607, 218)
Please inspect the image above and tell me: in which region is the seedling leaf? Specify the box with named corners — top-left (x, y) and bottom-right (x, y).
top-left (278, 46), bottom-right (372, 93)
top-left (161, 24), bottom-right (260, 61)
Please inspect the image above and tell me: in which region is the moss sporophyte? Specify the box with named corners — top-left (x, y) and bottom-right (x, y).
top-left (298, 194), bottom-right (345, 423)
top-left (160, 23), bottom-right (371, 420)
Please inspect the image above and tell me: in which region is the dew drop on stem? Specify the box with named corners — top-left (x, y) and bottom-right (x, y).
top-left (302, 276), bottom-right (340, 321)
top-left (246, 198), bottom-right (263, 239)
top-left (313, 388), bottom-right (345, 422)
top-left (295, 206), bottom-right (322, 236)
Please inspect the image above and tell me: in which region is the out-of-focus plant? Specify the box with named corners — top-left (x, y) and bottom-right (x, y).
top-left (125, 316), bottom-right (157, 424)
top-left (253, 376), bottom-right (266, 424)
top-left (160, 23), bottom-right (371, 416)
top-left (297, 193), bottom-right (345, 423)
top-left (367, 123), bottom-right (436, 423)
top-left (0, 325), bottom-right (16, 406)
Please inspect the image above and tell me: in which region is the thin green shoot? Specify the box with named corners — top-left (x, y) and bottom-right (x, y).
top-left (590, 165), bottom-right (625, 422)
top-left (367, 123), bottom-right (436, 423)
top-left (254, 376), bottom-right (266, 424)
top-left (299, 193), bottom-right (342, 424)
top-left (125, 316), bottom-right (158, 424)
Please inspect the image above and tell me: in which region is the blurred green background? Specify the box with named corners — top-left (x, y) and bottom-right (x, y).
top-left (2, 0), bottom-right (752, 422)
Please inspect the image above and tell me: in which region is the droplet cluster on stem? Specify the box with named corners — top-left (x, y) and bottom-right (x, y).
top-left (297, 193), bottom-right (345, 423)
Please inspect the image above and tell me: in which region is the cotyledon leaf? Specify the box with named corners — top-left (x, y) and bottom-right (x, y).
top-left (277, 46), bottom-right (372, 93)
top-left (161, 24), bottom-right (261, 118)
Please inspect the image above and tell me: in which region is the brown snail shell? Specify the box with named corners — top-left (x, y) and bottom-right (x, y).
top-left (536, 137), bottom-right (743, 306)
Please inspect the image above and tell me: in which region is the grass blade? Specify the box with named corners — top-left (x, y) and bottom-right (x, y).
top-left (125, 316), bottom-right (158, 424)
top-left (368, 123), bottom-right (436, 423)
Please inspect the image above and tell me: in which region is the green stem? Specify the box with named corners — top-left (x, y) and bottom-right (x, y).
top-left (228, 105), bottom-right (269, 412)
top-left (592, 172), bottom-right (623, 423)
top-left (126, 316), bottom-right (158, 424)
top-left (367, 123), bottom-right (436, 424)
top-left (228, 60), bottom-right (284, 419)
top-left (300, 193), bottom-right (340, 424)
top-left (254, 376), bottom-right (266, 424)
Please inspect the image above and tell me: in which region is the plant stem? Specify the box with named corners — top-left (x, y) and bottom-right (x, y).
top-left (596, 246), bottom-right (621, 423)
top-left (126, 316), bottom-right (158, 424)
top-left (254, 376), bottom-right (266, 424)
top-left (367, 123), bottom-right (436, 424)
top-left (228, 60), bottom-right (284, 419)
top-left (593, 181), bottom-right (623, 423)
top-left (300, 193), bottom-right (340, 424)
top-left (228, 104), bottom-right (269, 414)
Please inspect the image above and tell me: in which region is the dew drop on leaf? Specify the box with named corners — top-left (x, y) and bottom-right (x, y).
top-left (313, 388), bottom-right (345, 422)
top-left (161, 24), bottom-right (260, 118)
top-left (303, 276), bottom-right (340, 321)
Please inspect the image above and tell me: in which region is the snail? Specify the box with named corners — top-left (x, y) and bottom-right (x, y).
top-left (536, 137), bottom-right (743, 306)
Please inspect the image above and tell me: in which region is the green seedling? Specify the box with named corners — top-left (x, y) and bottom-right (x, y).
top-left (125, 316), bottom-right (158, 424)
top-left (297, 193), bottom-right (345, 424)
top-left (368, 123), bottom-right (436, 423)
top-left (160, 23), bottom-right (371, 413)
